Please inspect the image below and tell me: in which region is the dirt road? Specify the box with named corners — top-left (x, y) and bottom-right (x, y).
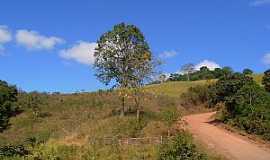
top-left (183, 112), bottom-right (270, 160)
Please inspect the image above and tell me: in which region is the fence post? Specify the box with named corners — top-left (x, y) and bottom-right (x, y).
top-left (160, 136), bottom-right (163, 144)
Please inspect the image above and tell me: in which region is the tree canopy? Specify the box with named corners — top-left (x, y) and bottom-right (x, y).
top-left (94, 23), bottom-right (153, 88)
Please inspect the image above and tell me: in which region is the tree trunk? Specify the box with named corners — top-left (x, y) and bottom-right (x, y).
top-left (187, 73), bottom-right (190, 81)
top-left (121, 96), bottom-right (125, 117)
top-left (134, 89), bottom-right (141, 121)
top-left (136, 109), bottom-right (140, 121)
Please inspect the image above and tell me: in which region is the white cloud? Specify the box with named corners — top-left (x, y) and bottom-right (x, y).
top-left (0, 25), bottom-right (12, 54)
top-left (262, 53), bottom-right (270, 65)
top-left (159, 50), bottom-right (177, 58)
top-left (0, 25), bottom-right (12, 43)
top-left (195, 60), bottom-right (221, 71)
top-left (59, 41), bottom-right (97, 65)
top-left (250, 0), bottom-right (270, 6)
top-left (16, 29), bottom-right (64, 50)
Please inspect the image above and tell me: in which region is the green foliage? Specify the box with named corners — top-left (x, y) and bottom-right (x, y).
top-left (243, 68), bottom-right (253, 75)
top-left (207, 72), bottom-right (270, 140)
top-left (208, 73), bottom-right (253, 107)
top-left (262, 69), bottom-right (270, 92)
top-left (0, 144), bottom-right (29, 157)
top-left (168, 66), bottom-right (233, 82)
top-left (159, 132), bottom-right (208, 160)
top-left (94, 22), bottom-right (152, 88)
top-left (0, 80), bottom-right (18, 132)
top-left (160, 107), bottom-right (181, 126)
top-left (221, 81), bottom-right (270, 140)
top-left (94, 23), bottom-right (154, 117)
top-left (181, 85), bottom-right (211, 106)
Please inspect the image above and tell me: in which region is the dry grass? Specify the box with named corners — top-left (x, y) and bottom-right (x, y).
top-left (0, 80), bottom-right (224, 160)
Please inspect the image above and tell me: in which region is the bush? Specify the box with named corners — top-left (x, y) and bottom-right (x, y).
top-left (0, 144), bottom-right (29, 157)
top-left (0, 80), bottom-right (18, 131)
top-left (181, 85), bottom-right (210, 106)
top-left (160, 107), bottom-right (181, 126)
top-left (222, 81), bottom-right (270, 140)
top-left (208, 73), bottom-right (253, 107)
top-left (159, 132), bottom-right (208, 160)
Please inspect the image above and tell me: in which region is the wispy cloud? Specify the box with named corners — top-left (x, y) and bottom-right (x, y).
top-left (59, 41), bottom-right (97, 65)
top-left (16, 29), bottom-right (64, 50)
top-left (158, 50), bottom-right (177, 59)
top-left (250, 0), bottom-right (270, 6)
top-left (262, 53), bottom-right (270, 65)
top-left (194, 60), bottom-right (221, 71)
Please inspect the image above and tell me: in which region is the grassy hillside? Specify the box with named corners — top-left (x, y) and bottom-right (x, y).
top-left (145, 80), bottom-right (213, 98)
top-left (0, 80), bottom-right (224, 160)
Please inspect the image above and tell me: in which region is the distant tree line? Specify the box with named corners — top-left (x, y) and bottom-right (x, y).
top-left (153, 63), bottom-right (254, 84)
top-left (169, 66), bottom-right (233, 81)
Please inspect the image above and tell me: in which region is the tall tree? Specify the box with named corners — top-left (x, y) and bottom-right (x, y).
top-left (181, 63), bottom-right (194, 81)
top-left (94, 23), bottom-right (153, 117)
top-left (221, 66), bottom-right (233, 78)
top-left (262, 69), bottom-right (270, 92)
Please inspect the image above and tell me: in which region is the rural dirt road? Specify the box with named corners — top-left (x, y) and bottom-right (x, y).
top-left (182, 112), bottom-right (270, 160)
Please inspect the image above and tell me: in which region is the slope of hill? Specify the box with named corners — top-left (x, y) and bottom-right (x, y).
top-left (145, 80), bottom-right (212, 98)
top-left (0, 80), bottom-right (223, 160)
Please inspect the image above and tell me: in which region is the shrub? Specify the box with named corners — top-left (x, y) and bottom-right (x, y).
top-left (222, 81), bottom-right (270, 140)
top-left (181, 85), bottom-right (211, 106)
top-left (0, 144), bottom-right (29, 157)
top-left (160, 107), bottom-right (181, 126)
top-left (0, 80), bottom-right (18, 131)
top-left (209, 73), bottom-right (253, 107)
top-left (158, 132), bottom-right (208, 160)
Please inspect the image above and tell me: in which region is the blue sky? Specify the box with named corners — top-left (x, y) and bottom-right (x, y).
top-left (0, 0), bottom-right (270, 92)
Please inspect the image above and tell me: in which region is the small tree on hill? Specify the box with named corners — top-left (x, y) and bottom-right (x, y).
top-left (243, 68), bottom-right (253, 75)
top-left (262, 69), bottom-right (270, 92)
top-left (94, 23), bottom-right (153, 118)
top-left (221, 66), bottom-right (233, 78)
top-left (181, 63), bottom-right (194, 81)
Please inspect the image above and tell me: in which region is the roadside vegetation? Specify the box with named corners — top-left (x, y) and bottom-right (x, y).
top-left (181, 69), bottom-right (270, 141)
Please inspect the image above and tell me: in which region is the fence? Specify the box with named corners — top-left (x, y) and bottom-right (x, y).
top-left (88, 136), bottom-right (174, 146)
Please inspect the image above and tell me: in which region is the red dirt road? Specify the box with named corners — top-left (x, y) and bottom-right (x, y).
top-left (183, 112), bottom-right (270, 160)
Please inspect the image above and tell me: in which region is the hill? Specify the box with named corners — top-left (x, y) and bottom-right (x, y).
top-left (0, 80), bottom-right (223, 160)
top-left (145, 80), bottom-right (212, 98)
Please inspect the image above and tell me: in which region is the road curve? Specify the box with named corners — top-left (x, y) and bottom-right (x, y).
top-left (182, 112), bottom-right (270, 160)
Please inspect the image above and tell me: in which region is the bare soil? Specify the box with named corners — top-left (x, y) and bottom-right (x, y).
top-left (182, 112), bottom-right (270, 160)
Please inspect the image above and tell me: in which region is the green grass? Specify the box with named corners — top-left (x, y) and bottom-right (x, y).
top-left (0, 80), bottom-right (223, 160)
top-left (145, 80), bottom-right (212, 98)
